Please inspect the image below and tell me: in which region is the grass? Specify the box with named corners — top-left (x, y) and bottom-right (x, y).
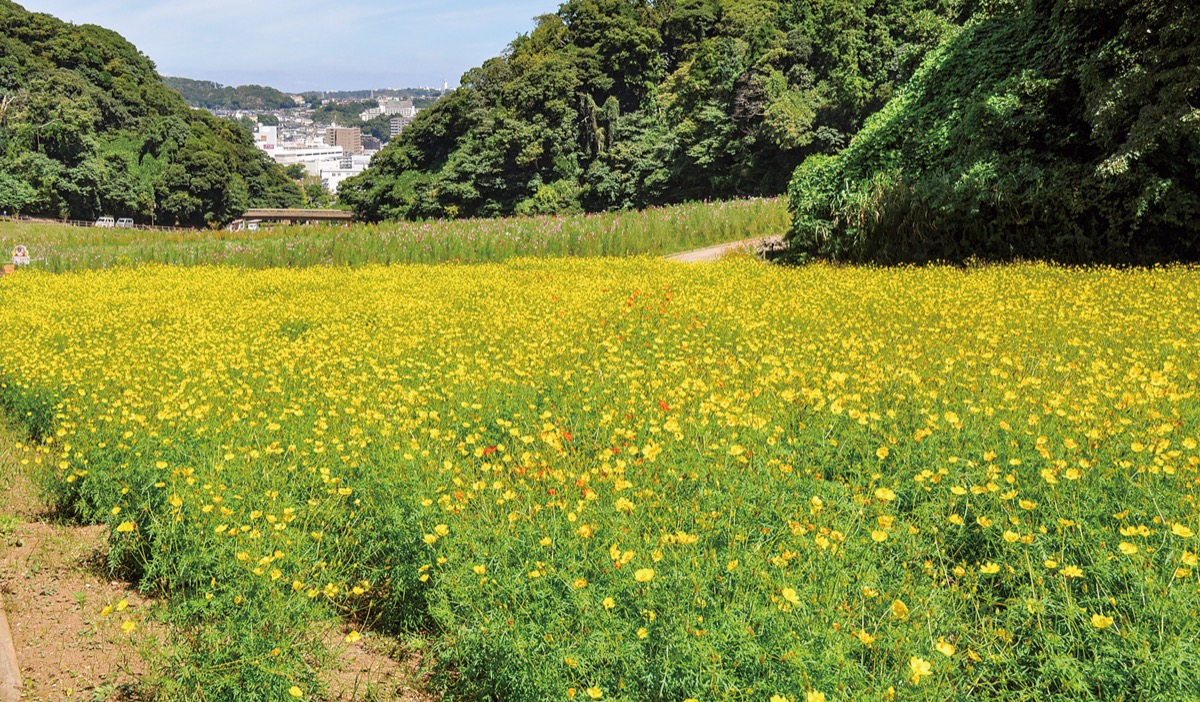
top-left (0, 259), bottom-right (1198, 701)
top-left (0, 198), bottom-right (787, 272)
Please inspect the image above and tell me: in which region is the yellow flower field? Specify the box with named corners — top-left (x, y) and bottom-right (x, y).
top-left (1, 259), bottom-right (1198, 701)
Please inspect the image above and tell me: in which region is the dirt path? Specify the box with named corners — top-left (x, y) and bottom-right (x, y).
top-left (664, 235), bottom-right (784, 263)
top-left (0, 429), bottom-right (151, 702)
top-left (0, 423), bottom-right (432, 701)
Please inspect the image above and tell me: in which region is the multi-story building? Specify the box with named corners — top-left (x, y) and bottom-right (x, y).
top-left (361, 98), bottom-right (419, 122)
top-left (324, 126), bottom-right (363, 155)
top-left (389, 116), bottom-right (414, 138)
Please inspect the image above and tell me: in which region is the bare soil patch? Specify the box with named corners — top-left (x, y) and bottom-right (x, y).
top-left (1, 426), bottom-right (433, 701)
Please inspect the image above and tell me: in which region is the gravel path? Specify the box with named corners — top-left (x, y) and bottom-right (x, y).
top-left (665, 236), bottom-right (784, 263)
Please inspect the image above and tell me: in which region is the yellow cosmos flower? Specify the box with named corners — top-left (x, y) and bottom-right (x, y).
top-left (1172, 524), bottom-right (1195, 538)
top-left (871, 530), bottom-right (888, 543)
top-left (782, 588), bottom-right (801, 605)
top-left (1090, 613), bottom-right (1114, 629)
top-left (637, 627), bottom-right (649, 639)
top-left (891, 599), bottom-right (909, 620)
top-left (586, 686), bottom-right (603, 699)
top-left (855, 630), bottom-right (875, 647)
top-left (980, 562), bottom-right (1000, 574)
top-left (909, 656), bottom-right (932, 685)
top-left (1118, 542), bottom-right (1138, 555)
top-left (602, 597), bottom-right (615, 610)
top-left (807, 692), bottom-right (827, 702)
top-left (875, 446), bottom-right (890, 460)
top-left (121, 620), bottom-right (136, 633)
top-left (473, 565), bottom-right (487, 575)
top-left (634, 568), bottom-right (655, 583)
top-left (115, 521), bottom-right (136, 533)
top-left (1061, 565), bottom-right (1083, 578)
top-left (875, 487), bottom-right (896, 502)
top-left (935, 637), bottom-right (955, 657)
top-left (1182, 551), bottom-right (1198, 567)
top-left (434, 523), bottom-right (450, 536)
top-left (288, 687), bottom-right (303, 698)
top-left (422, 534), bottom-right (438, 544)
top-left (345, 631), bottom-right (361, 643)
top-left (574, 578), bottom-right (588, 589)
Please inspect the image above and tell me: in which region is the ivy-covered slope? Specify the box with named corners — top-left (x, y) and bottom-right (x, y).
top-left (0, 1), bottom-right (300, 226)
top-left (341, 0), bottom-right (961, 221)
top-left (785, 0), bottom-right (1200, 263)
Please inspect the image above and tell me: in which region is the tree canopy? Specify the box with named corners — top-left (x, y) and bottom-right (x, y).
top-left (786, 0), bottom-right (1200, 263)
top-left (0, 1), bottom-right (300, 226)
top-left (163, 76), bottom-right (297, 111)
top-left (341, 0), bottom-right (961, 221)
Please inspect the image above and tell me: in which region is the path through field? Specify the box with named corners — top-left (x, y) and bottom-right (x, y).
top-left (0, 423), bottom-right (149, 701)
top-left (664, 235), bottom-right (784, 262)
top-left (0, 424), bottom-right (433, 701)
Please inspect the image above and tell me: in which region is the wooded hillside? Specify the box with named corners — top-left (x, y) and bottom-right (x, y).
top-left (786, 0), bottom-right (1200, 263)
top-left (163, 76), bottom-right (297, 111)
top-left (0, 1), bottom-right (301, 226)
top-left (341, 0), bottom-right (962, 221)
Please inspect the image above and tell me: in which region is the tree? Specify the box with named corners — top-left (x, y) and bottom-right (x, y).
top-left (785, 0), bottom-right (1200, 263)
top-left (345, 0), bottom-right (958, 221)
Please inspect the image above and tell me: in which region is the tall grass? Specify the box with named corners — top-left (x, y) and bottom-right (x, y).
top-left (0, 199), bottom-right (787, 272)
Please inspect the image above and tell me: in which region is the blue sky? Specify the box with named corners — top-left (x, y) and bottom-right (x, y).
top-left (23, 0), bottom-right (559, 92)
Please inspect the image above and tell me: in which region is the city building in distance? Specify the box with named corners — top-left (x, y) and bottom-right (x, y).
top-left (325, 126), bottom-right (363, 155)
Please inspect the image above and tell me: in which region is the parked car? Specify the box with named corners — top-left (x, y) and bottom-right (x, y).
top-left (116, 217), bottom-right (135, 228)
top-left (95, 216), bottom-right (115, 228)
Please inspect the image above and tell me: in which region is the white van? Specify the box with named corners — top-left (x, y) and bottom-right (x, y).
top-left (116, 217), bottom-right (135, 228)
top-left (95, 216), bottom-right (115, 228)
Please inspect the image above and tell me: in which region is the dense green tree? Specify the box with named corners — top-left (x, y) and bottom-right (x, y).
top-left (162, 76), bottom-right (295, 110)
top-left (0, 1), bottom-right (300, 226)
top-left (786, 0), bottom-right (1200, 263)
top-left (342, 0), bottom-right (960, 221)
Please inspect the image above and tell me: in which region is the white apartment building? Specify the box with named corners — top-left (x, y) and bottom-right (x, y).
top-left (319, 153), bottom-right (373, 192)
top-left (360, 98), bottom-right (419, 122)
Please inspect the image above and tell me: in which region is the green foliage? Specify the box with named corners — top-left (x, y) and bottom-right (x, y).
top-left (310, 100), bottom-right (375, 127)
top-left (162, 76), bottom-right (296, 111)
top-left (0, 1), bottom-right (301, 226)
top-left (786, 0), bottom-right (1200, 263)
top-left (0, 198), bottom-right (789, 270)
top-left (343, 0), bottom-right (960, 221)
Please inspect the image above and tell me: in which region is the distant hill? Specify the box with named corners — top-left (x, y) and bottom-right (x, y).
top-left (0, 1), bottom-right (301, 225)
top-left (164, 76), bottom-right (297, 110)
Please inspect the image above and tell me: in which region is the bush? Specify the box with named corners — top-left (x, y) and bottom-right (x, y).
top-left (785, 0), bottom-right (1200, 264)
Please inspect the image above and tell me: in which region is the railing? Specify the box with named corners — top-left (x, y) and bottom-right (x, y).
top-left (1, 215), bottom-right (195, 233)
